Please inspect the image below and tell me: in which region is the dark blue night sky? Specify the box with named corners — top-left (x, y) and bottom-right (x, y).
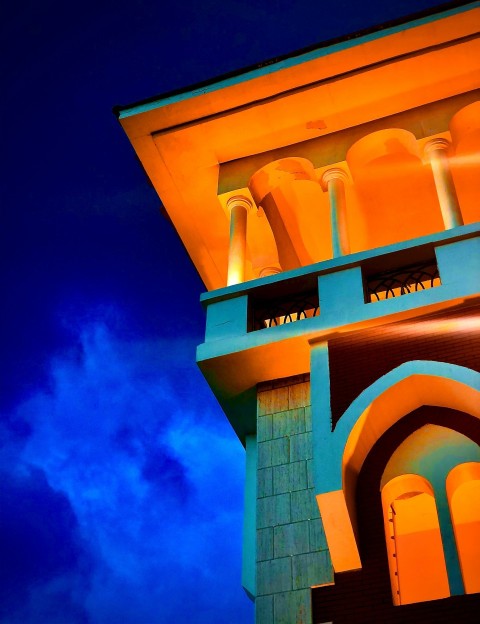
top-left (2, 1), bottom-right (457, 622)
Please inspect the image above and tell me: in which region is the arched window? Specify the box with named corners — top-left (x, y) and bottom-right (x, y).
top-left (446, 462), bottom-right (480, 594)
top-left (381, 474), bottom-right (450, 605)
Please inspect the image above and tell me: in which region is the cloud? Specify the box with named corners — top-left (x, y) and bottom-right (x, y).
top-left (0, 465), bottom-right (92, 624)
top-left (2, 318), bottom-right (253, 623)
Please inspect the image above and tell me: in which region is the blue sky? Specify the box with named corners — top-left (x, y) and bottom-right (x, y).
top-left (1, 1), bottom-right (458, 622)
top-left (2, 319), bottom-right (248, 622)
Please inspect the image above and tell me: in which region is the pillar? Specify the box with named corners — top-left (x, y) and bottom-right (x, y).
top-left (321, 168), bottom-right (350, 257)
top-left (424, 138), bottom-right (463, 229)
top-left (227, 195), bottom-right (251, 286)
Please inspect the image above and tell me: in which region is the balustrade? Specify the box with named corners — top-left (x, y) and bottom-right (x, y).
top-left (364, 260), bottom-right (441, 303)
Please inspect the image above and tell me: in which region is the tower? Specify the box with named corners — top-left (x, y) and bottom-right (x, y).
top-left (117, 3), bottom-right (480, 623)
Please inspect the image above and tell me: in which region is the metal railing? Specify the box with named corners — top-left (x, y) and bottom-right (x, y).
top-left (247, 256), bottom-right (441, 330)
top-left (250, 290), bottom-right (319, 331)
top-left (365, 261), bottom-right (441, 303)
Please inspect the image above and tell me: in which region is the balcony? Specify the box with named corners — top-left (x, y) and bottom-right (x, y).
top-left (250, 288), bottom-right (320, 331)
top-left (363, 260), bottom-right (441, 303)
top-left (249, 259), bottom-right (442, 330)
top-left (197, 224), bottom-right (479, 440)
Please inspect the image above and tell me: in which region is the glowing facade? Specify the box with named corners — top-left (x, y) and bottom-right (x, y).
top-left (118, 3), bottom-right (480, 622)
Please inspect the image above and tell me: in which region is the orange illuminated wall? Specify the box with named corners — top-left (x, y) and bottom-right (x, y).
top-left (381, 475), bottom-right (449, 605)
top-left (447, 463), bottom-right (480, 594)
top-left (118, 7), bottom-right (480, 292)
top-left (378, 424), bottom-right (480, 604)
top-left (219, 98), bottom-right (480, 284)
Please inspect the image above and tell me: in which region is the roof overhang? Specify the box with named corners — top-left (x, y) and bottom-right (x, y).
top-left (117, 3), bottom-right (480, 291)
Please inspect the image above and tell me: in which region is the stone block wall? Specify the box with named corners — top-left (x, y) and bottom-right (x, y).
top-left (255, 374), bottom-right (333, 624)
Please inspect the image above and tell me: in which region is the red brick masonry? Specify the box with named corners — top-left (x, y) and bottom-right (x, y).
top-left (328, 302), bottom-right (480, 428)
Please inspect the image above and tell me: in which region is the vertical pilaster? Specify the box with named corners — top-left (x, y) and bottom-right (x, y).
top-left (255, 376), bottom-right (333, 624)
top-left (243, 434), bottom-right (258, 600)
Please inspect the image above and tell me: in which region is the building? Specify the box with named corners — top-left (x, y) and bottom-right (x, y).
top-left (117, 2), bottom-right (480, 622)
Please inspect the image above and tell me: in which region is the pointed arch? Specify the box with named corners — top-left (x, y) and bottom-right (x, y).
top-left (315, 362), bottom-right (480, 574)
top-left (341, 363), bottom-right (480, 504)
top-left (381, 474), bottom-right (450, 605)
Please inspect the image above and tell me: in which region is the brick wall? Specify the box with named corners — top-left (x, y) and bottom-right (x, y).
top-left (329, 303), bottom-right (480, 427)
top-left (256, 375), bottom-right (333, 624)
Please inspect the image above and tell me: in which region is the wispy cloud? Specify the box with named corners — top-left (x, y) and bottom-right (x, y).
top-left (1, 320), bottom-right (252, 623)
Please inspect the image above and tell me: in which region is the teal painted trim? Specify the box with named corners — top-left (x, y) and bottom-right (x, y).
top-left (318, 266), bottom-right (364, 326)
top-left (197, 235), bottom-right (479, 363)
top-left (310, 342), bottom-right (332, 497)
top-left (119, 3), bottom-right (478, 120)
top-left (200, 223), bottom-right (480, 305)
top-left (428, 438), bottom-right (475, 593)
top-left (436, 236), bottom-right (480, 290)
top-left (205, 294), bottom-right (248, 342)
top-left (319, 362), bottom-right (480, 493)
top-left (435, 481), bottom-right (465, 596)
top-left (242, 434), bottom-right (257, 600)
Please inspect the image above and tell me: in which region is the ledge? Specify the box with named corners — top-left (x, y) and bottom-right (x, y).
top-left (200, 223), bottom-right (479, 306)
top-left (196, 225), bottom-right (480, 442)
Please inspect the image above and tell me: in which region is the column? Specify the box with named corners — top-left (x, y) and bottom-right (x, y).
top-left (321, 168), bottom-right (350, 258)
top-left (226, 195), bottom-right (251, 286)
top-left (424, 138), bottom-right (463, 229)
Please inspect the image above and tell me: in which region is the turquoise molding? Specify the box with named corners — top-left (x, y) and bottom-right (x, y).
top-left (199, 232), bottom-right (480, 360)
top-left (200, 223), bottom-right (479, 305)
top-left (243, 434), bottom-right (258, 599)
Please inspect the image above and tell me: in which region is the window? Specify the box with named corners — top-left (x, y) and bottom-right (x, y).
top-left (381, 474), bottom-right (450, 605)
top-left (446, 462), bottom-right (480, 594)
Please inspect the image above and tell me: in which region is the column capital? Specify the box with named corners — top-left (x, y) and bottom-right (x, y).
top-left (423, 137), bottom-right (452, 158)
top-left (320, 167), bottom-right (349, 191)
top-left (226, 195), bottom-right (253, 214)
top-left (259, 266), bottom-right (281, 278)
